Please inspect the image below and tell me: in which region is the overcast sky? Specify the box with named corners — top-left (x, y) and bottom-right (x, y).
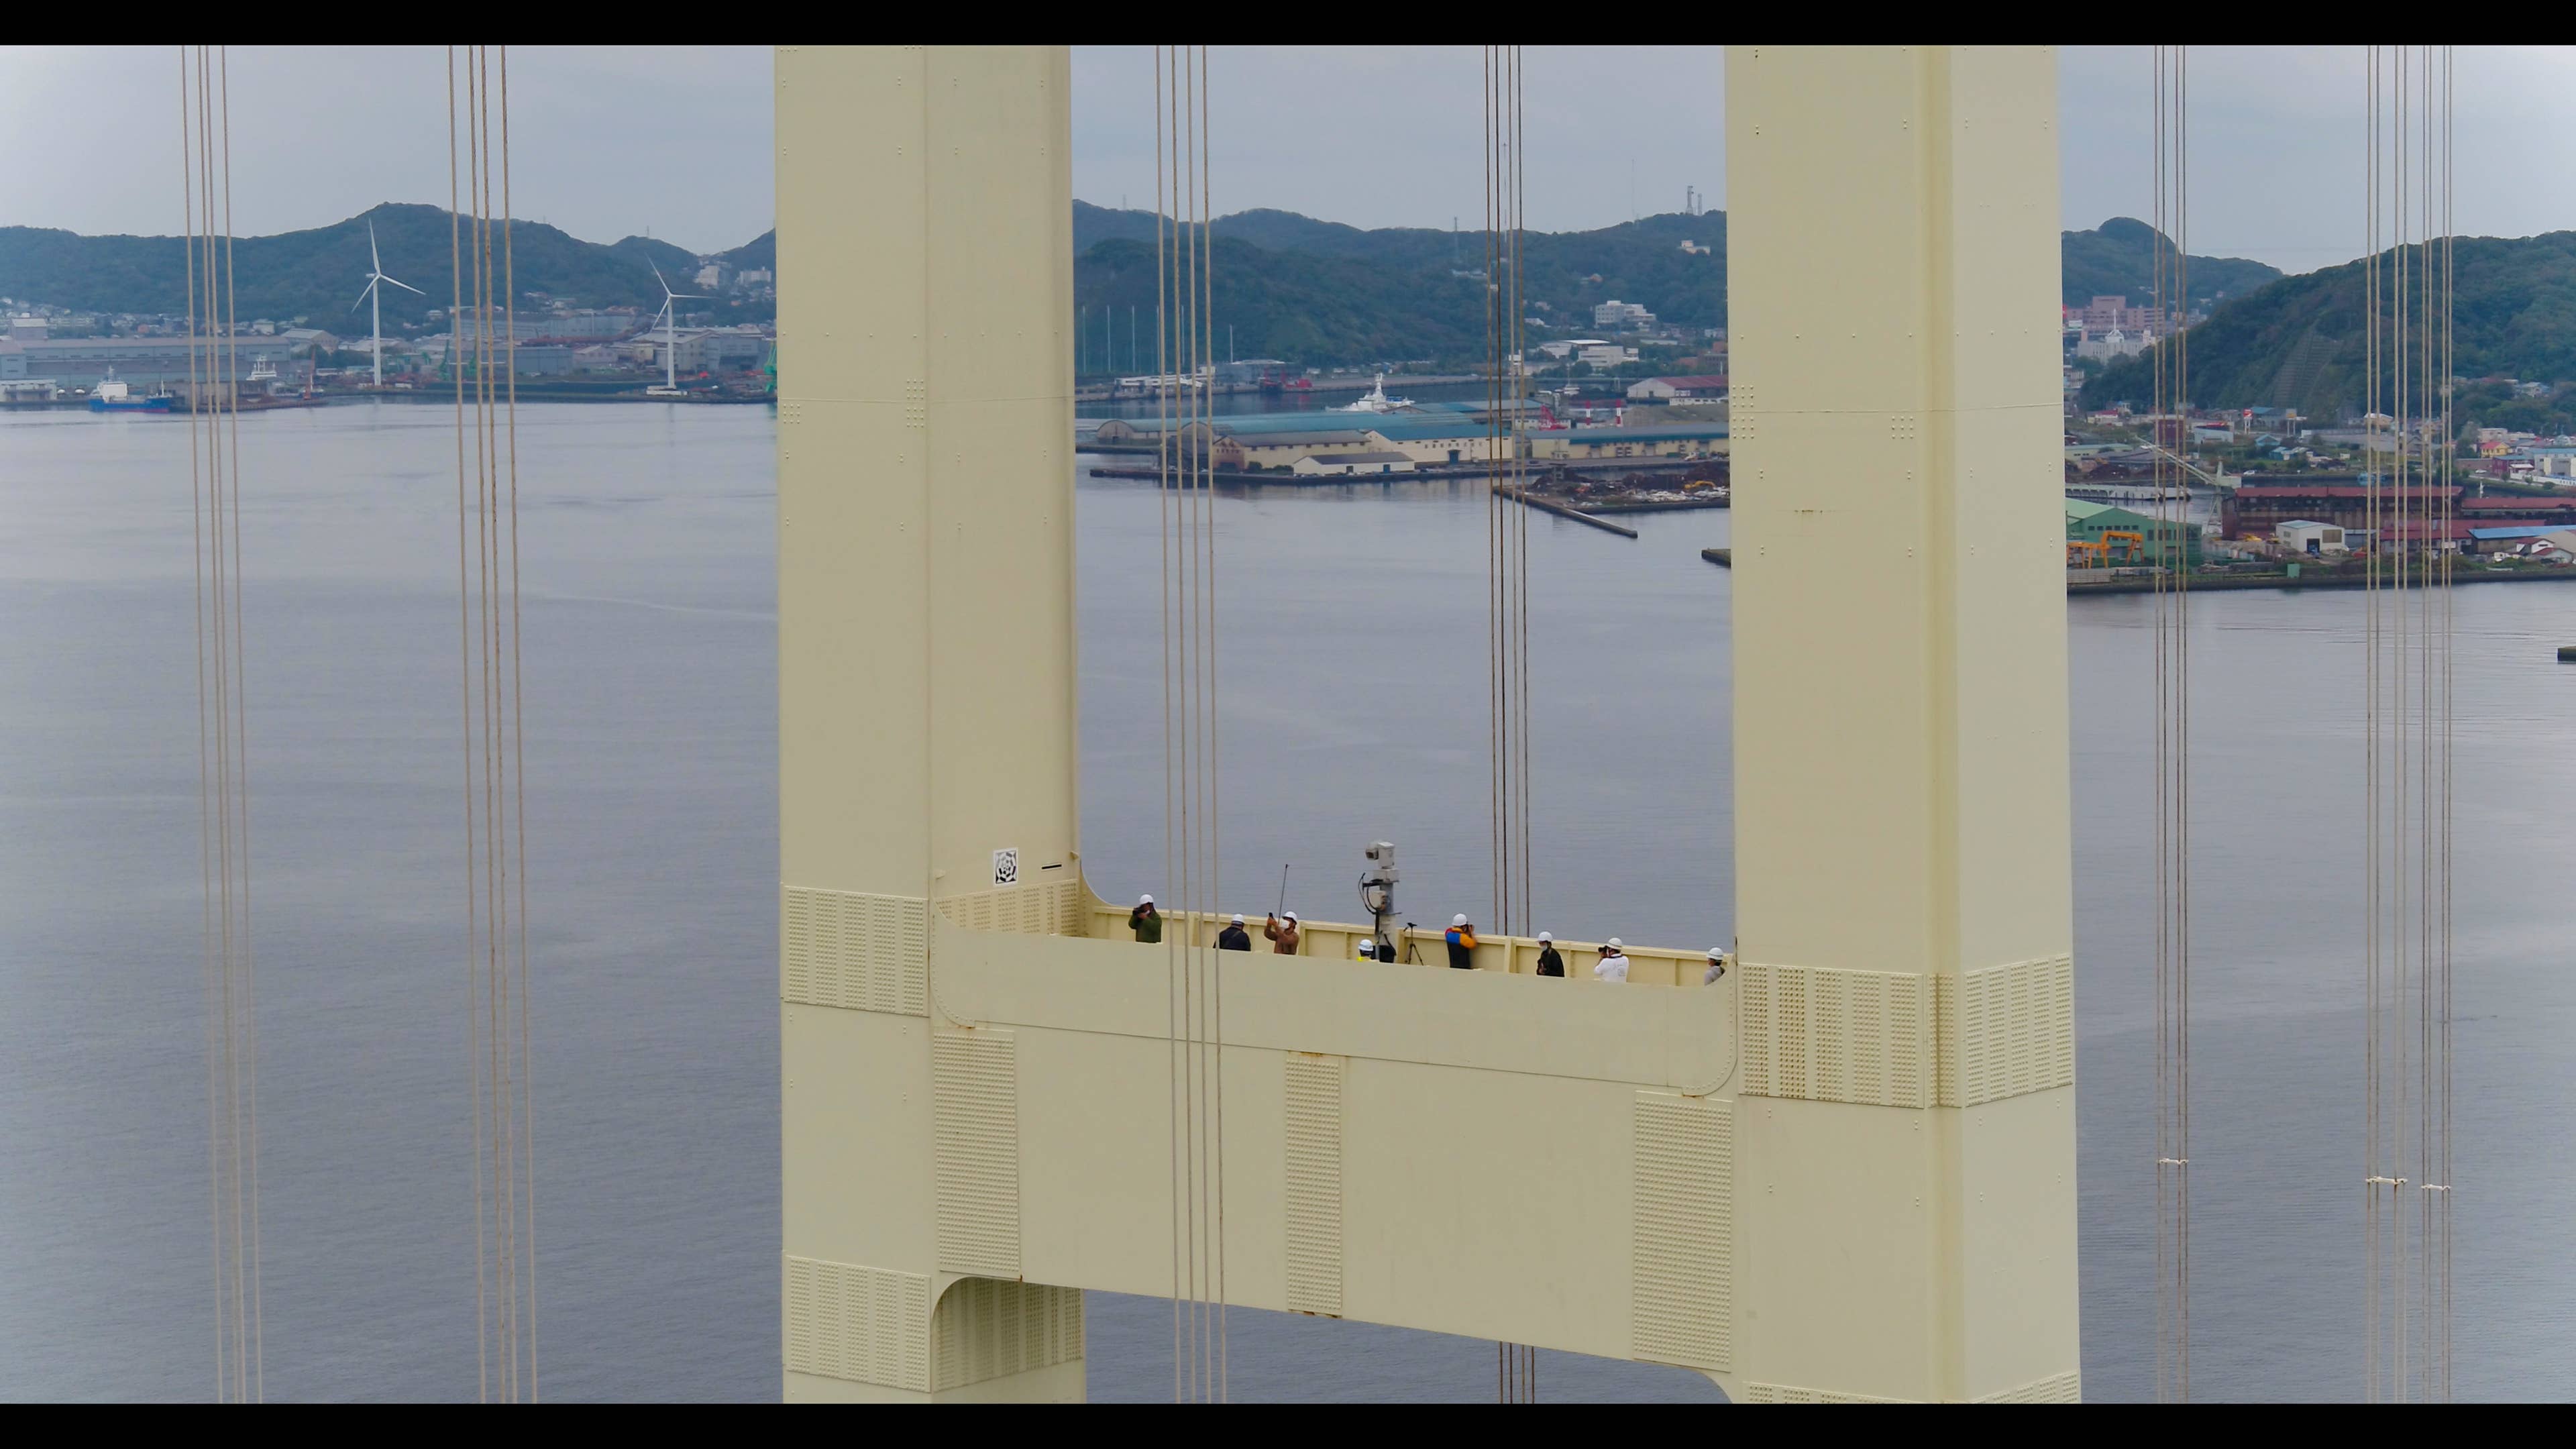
top-left (7, 47), bottom-right (2573, 273)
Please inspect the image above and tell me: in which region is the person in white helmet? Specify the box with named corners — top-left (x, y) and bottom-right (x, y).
top-left (1444, 913), bottom-right (1479, 969)
top-left (1703, 944), bottom-right (1729, 985)
top-left (1534, 930), bottom-right (1564, 978)
top-left (1356, 937), bottom-right (1377, 961)
top-left (1217, 913), bottom-right (1252, 952)
top-left (1128, 894), bottom-right (1161, 945)
top-left (1593, 937), bottom-right (1629, 983)
top-left (1264, 910), bottom-right (1301, 955)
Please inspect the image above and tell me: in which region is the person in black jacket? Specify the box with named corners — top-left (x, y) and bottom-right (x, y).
top-left (1217, 913), bottom-right (1252, 951)
top-left (1534, 930), bottom-right (1564, 977)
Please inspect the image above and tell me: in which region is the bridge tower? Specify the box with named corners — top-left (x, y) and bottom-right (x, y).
top-left (773, 44), bottom-right (2076, 1403)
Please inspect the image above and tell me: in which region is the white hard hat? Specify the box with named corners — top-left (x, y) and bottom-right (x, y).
top-left (1708, 945), bottom-right (1725, 959)
top-left (1536, 930), bottom-right (1552, 943)
top-left (1606, 937), bottom-right (1623, 950)
top-left (1232, 914), bottom-right (1245, 925)
top-left (1283, 910), bottom-right (1298, 922)
top-left (1357, 939), bottom-right (1376, 955)
top-left (1452, 913), bottom-right (1468, 927)
top-left (1139, 894), bottom-right (1154, 906)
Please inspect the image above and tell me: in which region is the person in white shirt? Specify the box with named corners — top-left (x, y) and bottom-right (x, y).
top-left (1703, 945), bottom-right (1729, 985)
top-left (1593, 938), bottom-right (1629, 983)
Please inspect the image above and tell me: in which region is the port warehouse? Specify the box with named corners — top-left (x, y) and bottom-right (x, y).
top-left (1094, 407), bottom-right (1729, 469)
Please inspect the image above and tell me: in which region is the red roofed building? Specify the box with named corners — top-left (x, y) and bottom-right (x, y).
top-left (2460, 493), bottom-right (2576, 519)
top-left (2221, 478), bottom-right (2459, 537)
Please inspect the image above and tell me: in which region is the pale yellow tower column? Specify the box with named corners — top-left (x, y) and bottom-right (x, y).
top-left (1725, 46), bottom-right (2081, 1401)
top-left (774, 45), bottom-right (1085, 1402)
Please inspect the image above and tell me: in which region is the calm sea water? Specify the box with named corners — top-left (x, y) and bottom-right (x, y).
top-left (3, 402), bottom-right (2571, 1401)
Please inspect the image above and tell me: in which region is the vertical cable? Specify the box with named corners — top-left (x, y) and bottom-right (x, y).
top-left (178, 47), bottom-right (221, 1403)
top-left (1504, 45), bottom-right (1525, 949)
top-left (1155, 48), bottom-right (1185, 1402)
top-left (1197, 45), bottom-right (1228, 1402)
top-left (500, 44), bottom-right (539, 1400)
top-left (449, 44), bottom-right (490, 1404)
top-left (2174, 47), bottom-right (2191, 1399)
top-left (217, 46), bottom-right (265, 1401)
top-left (2361, 43), bottom-right (2379, 1405)
top-left (2438, 47), bottom-right (2456, 1401)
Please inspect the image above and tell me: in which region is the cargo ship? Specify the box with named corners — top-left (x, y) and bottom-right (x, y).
top-left (87, 370), bottom-right (174, 413)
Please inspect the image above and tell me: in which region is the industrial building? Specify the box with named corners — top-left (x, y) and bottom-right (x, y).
top-left (0, 337), bottom-right (205, 390)
top-left (2220, 479), bottom-right (2457, 537)
top-left (2275, 519), bottom-right (2348, 556)
top-left (1626, 374), bottom-right (1730, 402)
top-left (1527, 423), bottom-right (1728, 460)
top-left (509, 345), bottom-right (574, 377)
top-left (673, 328), bottom-right (770, 373)
top-left (1356, 418), bottom-right (1495, 465)
top-left (1210, 429), bottom-right (1376, 468)
top-left (1293, 450), bottom-right (1416, 477)
top-left (2065, 498), bottom-right (2200, 566)
top-left (449, 307), bottom-right (642, 342)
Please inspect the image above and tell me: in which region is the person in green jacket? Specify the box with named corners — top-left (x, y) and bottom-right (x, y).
top-left (1130, 894), bottom-right (1162, 944)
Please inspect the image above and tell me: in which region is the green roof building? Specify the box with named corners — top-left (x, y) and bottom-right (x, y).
top-left (2065, 498), bottom-right (2200, 566)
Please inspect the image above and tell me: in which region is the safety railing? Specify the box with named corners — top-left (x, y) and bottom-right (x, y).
top-left (1079, 894), bottom-right (1722, 988)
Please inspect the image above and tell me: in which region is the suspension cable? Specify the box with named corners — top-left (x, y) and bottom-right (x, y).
top-left (450, 45), bottom-right (538, 1402)
top-left (1155, 46), bottom-right (1227, 1402)
top-left (500, 46), bottom-right (540, 1400)
top-left (2147, 44), bottom-right (2194, 1403)
top-left (1198, 44), bottom-right (1228, 1401)
top-left (182, 42), bottom-right (266, 1404)
top-left (1481, 44), bottom-right (1538, 1401)
top-left (2362, 44), bottom-right (2455, 1405)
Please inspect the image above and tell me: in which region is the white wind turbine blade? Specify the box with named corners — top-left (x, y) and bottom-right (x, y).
top-left (369, 219), bottom-right (382, 274)
top-left (350, 276), bottom-right (380, 313)
top-left (379, 274), bottom-right (427, 297)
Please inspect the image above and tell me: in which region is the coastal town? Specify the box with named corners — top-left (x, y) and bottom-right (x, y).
top-left (0, 248), bottom-right (780, 408)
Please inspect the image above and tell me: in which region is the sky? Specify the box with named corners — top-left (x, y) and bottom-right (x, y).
top-left (8, 47), bottom-right (2576, 274)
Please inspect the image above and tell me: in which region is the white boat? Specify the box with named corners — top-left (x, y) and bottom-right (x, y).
top-left (1334, 372), bottom-right (1413, 414)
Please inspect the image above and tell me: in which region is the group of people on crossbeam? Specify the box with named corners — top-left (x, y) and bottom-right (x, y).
top-left (1127, 895), bottom-right (1728, 985)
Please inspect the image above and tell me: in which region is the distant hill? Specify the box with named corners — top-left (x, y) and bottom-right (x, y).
top-left (2080, 231), bottom-right (2576, 432)
top-left (719, 230), bottom-right (775, 272)
top-left (1073, 200), bottom-right (1729, 368)
top-left (2061, 217), bottom-right (2279, 311)
top-left (0, 203), bottom-right (771, 329)
top-left (1071, 201), bottom-right (2284, 368)
top-left (607, 234), bottom-right (698, 280)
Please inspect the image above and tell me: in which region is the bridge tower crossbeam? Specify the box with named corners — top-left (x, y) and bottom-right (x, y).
top-left (773, 44), bottom-right (2077, 1403)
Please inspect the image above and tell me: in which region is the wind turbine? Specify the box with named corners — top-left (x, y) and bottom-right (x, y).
top-left (646, 262), bottom-right (706, 394)
top-left (349, 220), bottom-right (425, 387)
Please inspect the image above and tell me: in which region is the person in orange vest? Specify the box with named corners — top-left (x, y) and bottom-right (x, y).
top-left (1264, 910), bottom-right (1301, 955)
top-left (1444, 913), bottom-right (1478, 969)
